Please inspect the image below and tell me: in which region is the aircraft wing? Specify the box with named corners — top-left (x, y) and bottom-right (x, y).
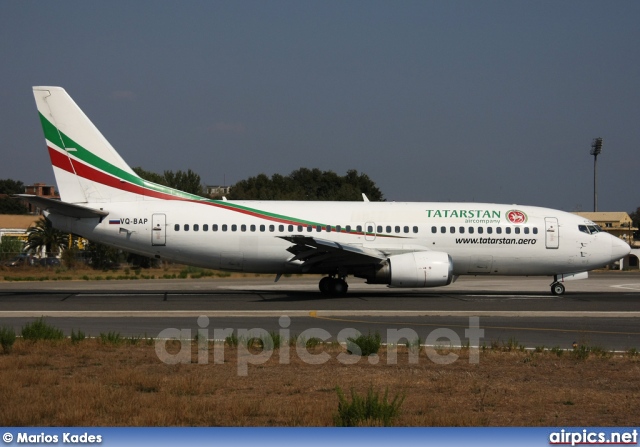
top-left (278, 235), bottom-right (386, 271)
top-left (14, 195), bottom-right (109, 219)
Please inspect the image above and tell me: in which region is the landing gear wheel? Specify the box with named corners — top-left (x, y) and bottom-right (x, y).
top-left (551, 282), bottom-right (565, 296)
top-left (319, 277), bottom-right (332, 295)
top-left (332, 279), bottom-right (348, 296)
top-left (318, 277), bottom-right (349, 296)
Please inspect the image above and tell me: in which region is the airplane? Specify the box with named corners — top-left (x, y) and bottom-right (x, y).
top-left (20, 86), bottom-right (631, 296)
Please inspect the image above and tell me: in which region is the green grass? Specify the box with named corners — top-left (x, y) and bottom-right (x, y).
top-left (346, 331), bottom-right (381, 356)
top-left (334, 386), bottom-right (405, 426)
top-left (0, 326), bottom-right (16, 353)
top-left (21, 317), bottom-right (64, 341)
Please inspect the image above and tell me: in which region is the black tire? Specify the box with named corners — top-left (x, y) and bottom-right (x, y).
top-left (333, 279), bottom-right (348, 296)
top-left (319, 277), bottom-right (331, 294)
top-left (551, 283), bottom-right (565, 296)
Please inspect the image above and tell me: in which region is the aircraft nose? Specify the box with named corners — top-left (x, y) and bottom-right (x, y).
top-left (611, 235), bottom-right (631, 261)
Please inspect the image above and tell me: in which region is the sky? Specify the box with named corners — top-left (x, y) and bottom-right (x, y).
top-left (1, 1), bottom-right (638, 212)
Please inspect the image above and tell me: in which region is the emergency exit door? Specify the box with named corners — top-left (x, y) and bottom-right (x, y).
top-left (545, 217), bottom-right (559, 249)
top-left (152, 214), bottom-right (166, 246)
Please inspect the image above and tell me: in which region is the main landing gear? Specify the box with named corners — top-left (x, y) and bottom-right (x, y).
top-left (550, 281), bottom-right (565, 296)
top-left (319, 276), bottom-right (349, 296)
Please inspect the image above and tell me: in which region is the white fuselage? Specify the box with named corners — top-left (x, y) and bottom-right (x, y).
top-left (47, 200), bottom-right (624, 278)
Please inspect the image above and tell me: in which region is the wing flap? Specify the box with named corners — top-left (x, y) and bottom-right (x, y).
top-left (278, 235), bottom-right (386, 268)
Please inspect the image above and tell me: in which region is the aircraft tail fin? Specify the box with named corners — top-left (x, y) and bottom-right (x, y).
top-left (33, 86), bottom-right (141, 203)
top-left (33, 87), bottom-right (208, 205)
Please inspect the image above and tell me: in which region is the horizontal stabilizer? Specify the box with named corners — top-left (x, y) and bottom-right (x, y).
top-left (14, 195), bottom-right (109, 219)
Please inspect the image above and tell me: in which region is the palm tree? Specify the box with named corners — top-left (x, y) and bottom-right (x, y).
top-left (24, 218), bottom-right (68, 257)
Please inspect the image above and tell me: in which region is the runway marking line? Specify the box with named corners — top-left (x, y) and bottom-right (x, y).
top-left (308, 313), bottom-right (640, 336)
top-left (611, 284), bottom-right (640, 291)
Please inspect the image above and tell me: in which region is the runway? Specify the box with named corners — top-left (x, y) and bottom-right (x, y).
top-left (1, 272), bottom-right (639, 350)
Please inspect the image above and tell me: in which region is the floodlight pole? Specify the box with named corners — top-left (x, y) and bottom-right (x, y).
top-left (590, 138), bottom-right (603, 212)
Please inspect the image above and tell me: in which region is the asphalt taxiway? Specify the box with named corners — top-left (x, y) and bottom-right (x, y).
top-left (0, 272), bottom-right (639, 350)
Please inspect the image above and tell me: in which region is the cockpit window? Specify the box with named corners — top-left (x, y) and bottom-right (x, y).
top-left (588, 225), bottom-right (600, 234)
top-left (579, 225), bottom-right (590, 234)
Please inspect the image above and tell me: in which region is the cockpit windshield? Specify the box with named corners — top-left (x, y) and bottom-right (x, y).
top-left (588, 225), bottom-right (601, 234)
top-left (579, 224), bottom-right (603, 235)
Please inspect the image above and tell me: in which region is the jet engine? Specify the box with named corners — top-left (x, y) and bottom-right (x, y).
top-left (366, 251), bottom-right (454, 288)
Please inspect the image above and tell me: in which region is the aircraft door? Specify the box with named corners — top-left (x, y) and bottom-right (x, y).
top-left (545, 217), bottom-right (559, 249)
top-left (365, 222), bottom-right (376, 241)
top-left (152, 214), bottom-right (166, 246)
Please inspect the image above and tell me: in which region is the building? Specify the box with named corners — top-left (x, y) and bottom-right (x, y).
top-left (206, 185), bottom-right (232, 198)
top-left (573, 212), bottom-right (639, 269)
top-left (23, 183), bottom-right (59, 214)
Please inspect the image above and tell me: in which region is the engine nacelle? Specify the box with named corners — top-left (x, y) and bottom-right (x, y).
top-left (367, 251), bottom-right (454, 288)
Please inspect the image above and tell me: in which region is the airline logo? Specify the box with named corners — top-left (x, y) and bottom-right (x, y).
top-left (506, 210), bottom-right (527, 224)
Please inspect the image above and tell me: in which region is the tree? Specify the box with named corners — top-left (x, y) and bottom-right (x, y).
top-left (630, 207), bottom-right (640, 228)
top-left (228, 168), bottom-right (384, 201)
top-left (24, 218), bottom-right (68, 257)
top-left (86, 241), bottom-right (121, 270)
top-left (0, 237), bottom-right (24, 261)
top-left (0, 178), bottom-right (27, 215)
top-left (630, 207), bottom-right (640, 241)
top-left (163, 169), bottom-right (204, 196)
top-left (132, 167), bottom-right (167, 186)
top-left (133, 167), bottom-right (204, 196)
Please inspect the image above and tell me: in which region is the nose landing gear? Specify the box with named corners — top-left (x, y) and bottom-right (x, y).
top-left (550, 281), bottom-right (565, 296)
top-left (319, 276), bottom-right (349, 296)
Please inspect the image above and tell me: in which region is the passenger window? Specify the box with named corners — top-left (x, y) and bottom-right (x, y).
top-left (487, 227), bottom-right (492, 234)
top-left (213, 224), bottom-right (218, 231)
top-left (316, 226), bottom-right (322, 232)
top-left (533, 227), bottom-right (538, 234)
top-left (279, 225), bottom-right (284, 232)
top-left (478, 227), bottom-right (483, 234)
top-left (307, 226), bottom-right (312, 232)
top-left (386, 225), bottom-right (391, 233)
top-left (260, 225), bottom-right (265, 232)
top-left (250, 225), bottom-right (256, 232)
top-left (288, 225), bottom-right (294, 232)
top-left (413, 226), bottom-right (418, 233)
top-left (367, 225), bottom-right (373, 233)
top-left (325, 225), bottom-right (331, 232)
top-left (337, 225), bottom-right (342, 233)
top-left (524, 227), bottom-right (529, 234)
top-left (297, 225), bottom-right (303, 232)
top-left (459, 227), bottom-right (465, 234)
top-left (203, 224), bottom-right (208, 231)
top-left (515, 227), bottom-right (520, 234)
top-left (506, 227), bottom-right (511, 234)
top-left (184, 224), bottom-right (189, 231)
top-left (395, 226), bottom-right (400, 233)
top-left (193, 224), bottom-right (199, 232)
top-left (440, 226), bottom-right (446, 234)
top-left (431, 226), bottom-right (437, 234)
top-left (377, 225), bottom-right (383, 233)
top-left (496, 227), bottom-right (502, 234)
top-left (222, 224), bottom-right (227, 232)
top-left (231, 224), bottom-right (237, 232)
top-left (450, 226), bottom-right (455, 233)
top-left (269, 225), bottom-right (275, 232)
top-left (468, 227), bottom-right (474, 234)
top-left (241, 224), bottom-right (247, 232)
top-left (404, 226), bottom-right (409, 233)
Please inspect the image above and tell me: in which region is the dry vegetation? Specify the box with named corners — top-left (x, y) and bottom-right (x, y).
top-left (1, 339), bottom-right (639, 426)
top-left (0, 263), bottom-right (274, 282)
